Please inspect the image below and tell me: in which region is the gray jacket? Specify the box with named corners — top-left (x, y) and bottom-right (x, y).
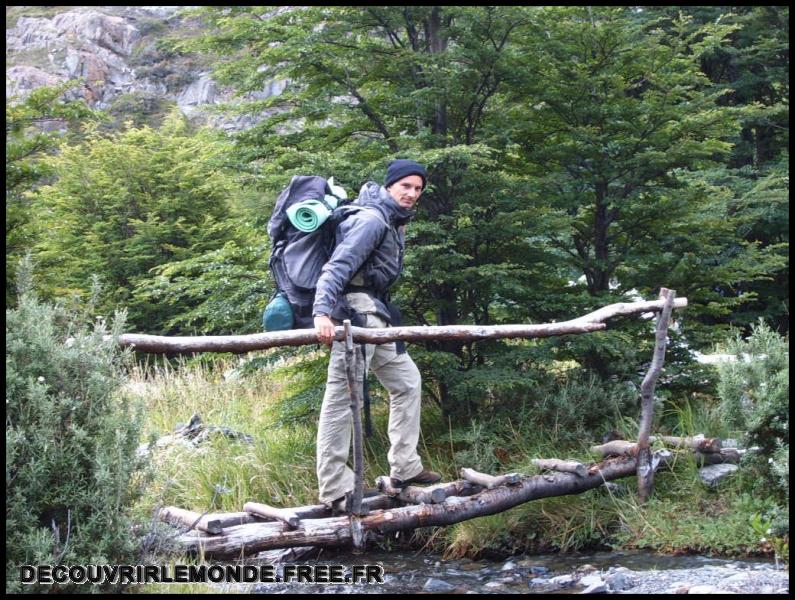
top-left (313, 182), bottom-right (414, 321)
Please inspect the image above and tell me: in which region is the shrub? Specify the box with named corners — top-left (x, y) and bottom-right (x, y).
top-left (6, 281), bottom-right (149, 592)
top-left (716, 320), bottom-right (788, 502)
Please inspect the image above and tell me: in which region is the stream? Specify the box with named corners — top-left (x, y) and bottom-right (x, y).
top-left (210, 548), bottom-right (788, 594)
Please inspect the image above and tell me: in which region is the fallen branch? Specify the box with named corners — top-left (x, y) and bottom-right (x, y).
top-left (115, 297), bottom-right (687, 354)
top-left (460, 468), bottom-right (522, 489)
top-left (659, 435), bottom-right (723, 453)
top-left (244, 502), bottom-right (302, 529)
top-left (591, 435), bottom-right (724, 458)
top-left (590, 440), bottom-right (638, 457)
top-left (159, 507), bottom-right (252, 535)
top-left (375, 476), bottom-right (482, 504)
top-left (532, 458), bottom-right (588, 477)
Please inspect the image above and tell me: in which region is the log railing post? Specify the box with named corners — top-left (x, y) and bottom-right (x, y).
top-left (343, 320), bottom-right (365, 523)
top-left (637, 288), bottom-right (675, 503)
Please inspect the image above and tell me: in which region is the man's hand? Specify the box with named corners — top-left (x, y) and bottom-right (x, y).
top-left (314, 315), bottom-right (336, 346)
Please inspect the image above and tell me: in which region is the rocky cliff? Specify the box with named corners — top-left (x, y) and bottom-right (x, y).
top-left (6, 6), bottom-right (284, 131)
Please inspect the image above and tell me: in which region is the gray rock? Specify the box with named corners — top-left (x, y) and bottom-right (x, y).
top-left (422, 578), bottom-right (456, 593)
top-left (530, 566), bottom-right (549, 575)
top-left (549, 574), bottom-right (575, 586)
top-left (605, 571), bottom-right (633, 591)
top-left (724, 572), bottom-right (752, 584)
top-left (699, 463), bottom-right (739, 487)
top-left (580, 581), bottom-right (608, 593)
top-left (580, 574), bottom-right (604, 587)
top-left (177, 74), bottom-right (218, 106)
top-left (687, 585), bottom-right (728, 594)
top-left (501, 561), bottom-right (516, 571)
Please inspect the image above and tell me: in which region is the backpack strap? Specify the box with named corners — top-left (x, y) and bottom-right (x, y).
top-left (335, 205), bottom-right (391, 254)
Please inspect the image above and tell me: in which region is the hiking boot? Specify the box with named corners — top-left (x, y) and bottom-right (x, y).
top-left (390, 469), bottom-right (442, 488)
top-left (328, 493), bottom-right (351, 516)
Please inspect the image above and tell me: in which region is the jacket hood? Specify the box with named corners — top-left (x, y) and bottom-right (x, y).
top-left (357, 181), bottom-right (415, 226)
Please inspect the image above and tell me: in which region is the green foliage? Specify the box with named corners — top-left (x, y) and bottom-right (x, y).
top-left (6, 6), bottom-right (73, 28)
top-left (105, 92), bottom-right (175, 130)
top-left (167, 6), bottom-right (789, 421)
top-left (135, 235), bottom-right (272, 334)
top-left (6, 81), bottom-right (98, 307)
top-left (716, 320), bottom-right (789, 501)
top-left (32, 109), bottom-right (248, 334)
top-left (6, 269), bottom-right (149, 593)
top-left (610, 487), bottom-right (780, 557)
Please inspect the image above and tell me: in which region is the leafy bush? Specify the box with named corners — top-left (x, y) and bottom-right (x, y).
top-left (6, 282), bottom-right (149, 592)
top-left (716, 320), bottom-right (788, 501)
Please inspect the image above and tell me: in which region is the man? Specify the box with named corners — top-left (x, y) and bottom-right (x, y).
top-left (313, 159), bottom-right (441, 512)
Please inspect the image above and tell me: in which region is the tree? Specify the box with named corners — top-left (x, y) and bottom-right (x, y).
top-left (633, 6), bottom-right (789, 334)
top-left (6, 81), bottom-right (97, 306)
top-left (33, 109), bottom-right (246, 335)
top-left (502, 6), bottom-right (786, 355)
top-left (173, 6), bottom-right (786, 414)
top-left (174, 7), bottom-right (570, 414)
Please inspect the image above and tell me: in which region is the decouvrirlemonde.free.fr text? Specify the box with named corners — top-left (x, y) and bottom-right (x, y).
top-left (21, 564), bottom-right (385, 585)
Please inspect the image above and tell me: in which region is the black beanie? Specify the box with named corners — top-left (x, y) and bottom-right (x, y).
top-left (384, 159), bottom-right (427, 189)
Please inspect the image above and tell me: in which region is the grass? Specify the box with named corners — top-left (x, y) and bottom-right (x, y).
top-left (123, 353), bottom-right (784, 567)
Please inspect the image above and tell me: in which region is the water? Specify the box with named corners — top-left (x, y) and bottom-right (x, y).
top-left (231, 548), bottom-right (781, 594)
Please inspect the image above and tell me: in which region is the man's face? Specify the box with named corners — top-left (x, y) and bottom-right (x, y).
top-left (387, 175), bottom-right (424, 210)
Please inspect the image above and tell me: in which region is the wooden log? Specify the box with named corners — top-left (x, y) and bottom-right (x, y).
top-left (532, 458), bottom-right (588, 477)
top-left (637, 288), bottom-right (675, 503)
top-left (568, 297), bottom-right (687, 325)
top-left (659, 435), bottom-right (723, 453)
top-left (176, 451), bottom-right (680, 558)
top-left (375, 476), bottom-right (402, 497)
top-left (376, 476), bottom-right (481, 504)
top-left (162, 497), bottom-right (396, 533)
top-left (344, 320), bottom-right (365, 518)
top-left (243, 502), bottom-right (301, 529)
top-left (590, 440), bottom-right (638, 457)
top-left (375, 476), bottom-right (446, 503)
top-left (245, 496), bottom-right (395, 521)
top-left (202, 511), bottom-right (262, 528)
top-left (116, 322), bottom-right (607, 354)
top-left (160, 506), bottom-right (225, 535)
top-left (116, 297), bottom-right (690, 356)
top-left (592, 435), bottom-right (726, 458)
top-left (695, 448), bottom-right (741, 465)
top-left (460, 468), bottom-right (522, 489)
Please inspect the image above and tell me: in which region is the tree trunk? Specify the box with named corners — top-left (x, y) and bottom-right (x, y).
top-left (344, 320), bottom-right (366, 519)
top-left (637, 288), bottom-right (675, 503)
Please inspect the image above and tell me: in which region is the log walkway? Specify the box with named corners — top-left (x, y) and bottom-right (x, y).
top-left (160, 435), bottom-right (741, 559)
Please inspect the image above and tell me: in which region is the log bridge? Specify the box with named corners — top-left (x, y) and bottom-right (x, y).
top-left (160, 436), bottom-right (741, 559)
top-left (120, 290), bottom-right (723, 558)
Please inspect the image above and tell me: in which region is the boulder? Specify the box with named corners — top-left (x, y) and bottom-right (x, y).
top-left (699, 463), bottom-right (739, 487)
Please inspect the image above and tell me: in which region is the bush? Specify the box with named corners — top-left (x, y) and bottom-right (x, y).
top-left (716, 320), bottom-right (789, 501)
top-left (6, 284), bottom-right (149, 593)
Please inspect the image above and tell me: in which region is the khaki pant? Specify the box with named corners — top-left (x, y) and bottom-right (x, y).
top-left (316, 310), bottom-right (424, 506)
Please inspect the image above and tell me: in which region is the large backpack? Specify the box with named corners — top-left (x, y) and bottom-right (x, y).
top-left (264, 175), bottom-right (379, 331)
